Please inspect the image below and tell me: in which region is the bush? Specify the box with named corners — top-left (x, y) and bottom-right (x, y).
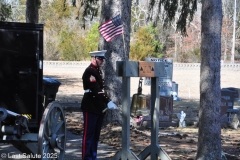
top-left (58, 27), bottom-right (87, 60)
top-left (130, 26), bottom-right (163, 60)
top-left (85, 23), bottom-right (100, 54)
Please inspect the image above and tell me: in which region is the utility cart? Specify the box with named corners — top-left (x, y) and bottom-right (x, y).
top-left (0, 22), bottom-right (66, 159)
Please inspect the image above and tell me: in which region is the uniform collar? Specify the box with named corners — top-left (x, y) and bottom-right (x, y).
top-left (90, 63), bottom-right (99, 70)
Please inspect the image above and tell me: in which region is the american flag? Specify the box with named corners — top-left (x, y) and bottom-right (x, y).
top-left (98, 15), bottom-right (123, 42)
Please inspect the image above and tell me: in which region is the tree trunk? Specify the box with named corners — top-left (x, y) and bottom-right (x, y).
top-left (26, 0), bottom-right (39, 23)
top-left (99, 0), bottom-right (132, 124)
top-left (196, 0), bottom-right (222, 159)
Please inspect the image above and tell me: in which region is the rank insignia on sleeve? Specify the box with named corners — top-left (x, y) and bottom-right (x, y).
top-left (89, 75), bottom-right (96, 82)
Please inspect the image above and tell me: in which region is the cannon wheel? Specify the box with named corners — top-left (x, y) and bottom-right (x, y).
top-left (38, 102), bottom-right (66, 160)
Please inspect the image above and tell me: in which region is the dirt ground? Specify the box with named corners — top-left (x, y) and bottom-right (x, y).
top-left (65, 101), bottom-right (240, 160)
top-left (44, 66), bottom-right (240, 160)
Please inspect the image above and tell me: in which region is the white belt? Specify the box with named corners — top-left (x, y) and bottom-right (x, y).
top-left (85, 89), bottom-right (92, 93)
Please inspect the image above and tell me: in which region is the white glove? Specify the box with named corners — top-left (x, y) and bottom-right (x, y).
top-left (107, 101), bottom-right (117, 109)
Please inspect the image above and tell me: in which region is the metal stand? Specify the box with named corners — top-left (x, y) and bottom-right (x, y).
top-left (113, 76), bottom-right (139, 160)
top-left (113, 61), bottom-right (171, 160)
top-left (138, 77), bottom-right (171, 160)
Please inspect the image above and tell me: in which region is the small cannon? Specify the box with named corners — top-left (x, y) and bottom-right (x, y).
top-left (0, 103), bottom-right (66, 159)
top-left (0, 108), bottom-right (29, 137)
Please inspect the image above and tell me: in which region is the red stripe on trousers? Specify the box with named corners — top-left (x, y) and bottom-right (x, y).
top-left (82, 112), bottom-right (88, 159)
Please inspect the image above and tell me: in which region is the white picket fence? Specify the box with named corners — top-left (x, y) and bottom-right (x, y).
top-left (43, 61), bottom-right (240, 70)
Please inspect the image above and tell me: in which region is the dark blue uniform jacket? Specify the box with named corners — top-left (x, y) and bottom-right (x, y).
top-left (81, 63), bottom-right (111, 114)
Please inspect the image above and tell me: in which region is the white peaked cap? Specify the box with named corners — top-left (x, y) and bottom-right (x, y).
top-left (89, 50), bottom-right (107, 59)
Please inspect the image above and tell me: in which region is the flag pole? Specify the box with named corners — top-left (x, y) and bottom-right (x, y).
top-left (122, 25), bottom-right (127, 61)
top-left (120, 13), bottom-right (127, 61)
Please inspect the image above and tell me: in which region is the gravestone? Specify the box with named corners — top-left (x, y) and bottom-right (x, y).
top-left (140, 95), bottom-right (176, 128)
top-left (159, 96), bottom-right (173, 122)
top-left (144, 95), bottom-right (173, 122)
top-left (221, 89), bottom-right (240, 124)
top-left (224, 87), bottom-right (240, 100)
top-left (221, 88), bottom-right (234, 109)
top-left (220, 98), bottom-right (229, 124)
top-left (220, 98), bottom-right (228, 116)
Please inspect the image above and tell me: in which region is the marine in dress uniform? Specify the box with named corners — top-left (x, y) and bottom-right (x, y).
top-left (81, 50), bottom-right (117, 160)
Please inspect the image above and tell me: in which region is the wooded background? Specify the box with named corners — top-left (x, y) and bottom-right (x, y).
top-left (1, 0), bottom-right (240, 159)
top-left (1, 0), bottom-right (240, 62)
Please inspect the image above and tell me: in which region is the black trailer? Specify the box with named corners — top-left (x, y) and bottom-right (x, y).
top-left (0, 22), bottom-right (66, 159)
